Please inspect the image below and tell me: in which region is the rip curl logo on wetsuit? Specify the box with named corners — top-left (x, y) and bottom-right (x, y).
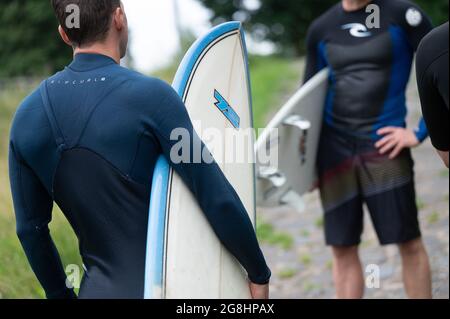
top-left (213, 89), bottom-right (241, 129)
top-left (406, 8), bottom-right (423, 27)
top-left (49, 77), bottom-right (107, 85)
top-left (342, 23), bottom-right (372, 38)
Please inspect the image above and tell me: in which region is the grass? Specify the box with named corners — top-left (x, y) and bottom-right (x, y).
top-left (0, 55), bottom-right (300, 298)
top-left (300, 229), bottom-right (310, 238)
top-left (314, 217), bottom-right (324, 229)
top-left (416, 199), bottom-right (427, 211)
top-left (440, 170), bottom-right (449, 178)
top-left (299, 254), bottom-right (312, 266)
top-left (302, 281), bottom-right (320, 293)
top-left (278, 268), bottom-right (297, 279)
top-left (427, 212), bottom-right (440, 225)
top-left (248, 56), bottom-right (301, 129)
top-left (257, 222), bottom-right (294, 250)
top-left (360, 240), bottom-right (373, 249)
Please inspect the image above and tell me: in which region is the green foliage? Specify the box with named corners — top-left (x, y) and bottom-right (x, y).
top-left (2, 0), bottom-right (447, 77)
top-left (299, 254), bottom-right (312, 266)
top-left (440, 169), bottom-right (449, 178)
top-left (198, 0), bottom-right (449, 55)
top-left (302, 281), bottom-right (320, 293)
top-left (427, 212), bottom-right (440, 225)
top-left (0, 0), bottom-right (71, 78)
top-left (416, 199), bottom-right (426, 211)
top-left (314, 217), bottom-right (324, 229)
top-left (278, 268), bottom-right (297, 279)
top-left (248, 56), bottom-right (300, 129)
top-left (414, 0), bottom-right (449, 26)
top-left (257, 221), bottom-right (294, 250)
top-left (198, 0), bottom-right (335, 55)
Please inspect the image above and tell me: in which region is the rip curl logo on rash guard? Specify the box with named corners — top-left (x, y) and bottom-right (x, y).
top-left (406, 8), bottom-right (423, 27)
top-left (342, 23), bottom-right (372, 38)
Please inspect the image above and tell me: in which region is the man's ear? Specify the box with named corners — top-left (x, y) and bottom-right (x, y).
top-left (113, 7), bottom-right (126, 31)
top-left (58, 25), bottom-right (73, 47)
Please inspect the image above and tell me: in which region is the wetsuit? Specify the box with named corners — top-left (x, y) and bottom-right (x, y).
top-left (9, 53), bottom-right (271, 299)
top-left (416, 22), bottom-right (449, 152)
top-left (304, 0), bottom-right (432, 246)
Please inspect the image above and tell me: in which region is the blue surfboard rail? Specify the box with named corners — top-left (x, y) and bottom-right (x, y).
top-left (144, 21), bottom-right (252, 299)
top-left (172, 21), bottom-right (242, 97)
top-left (144, 157), bottom-right (170, 299)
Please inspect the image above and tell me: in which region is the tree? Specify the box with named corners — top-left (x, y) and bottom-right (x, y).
top-left (414, 0), bottom-right (449, 27)
top-left (198, 0), bottom-right (449, 56)
top-left (0, 0), bottom-right (71, 78)
top-left (199, 0), bottom-right (336, 55)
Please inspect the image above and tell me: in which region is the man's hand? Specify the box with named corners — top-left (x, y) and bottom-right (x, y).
top-left (375, 127), bottom-right (420, 159)
top-left (249, 282), bottom-right (269, 299)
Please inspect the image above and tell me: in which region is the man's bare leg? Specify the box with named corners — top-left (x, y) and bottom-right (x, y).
top-left (399, 238), bottom-right (432, 299)
top-left (332, 246), bottom-right (365, 299)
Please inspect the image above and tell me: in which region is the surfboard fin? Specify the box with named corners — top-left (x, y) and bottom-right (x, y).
top-left (280, 190), bottom-right (306, 213)
top-left (257, 166), bottom-right (287, 188)
top-left (283, 115), bottom-right (311, 131)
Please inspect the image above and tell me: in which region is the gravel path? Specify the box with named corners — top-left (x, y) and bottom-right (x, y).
top-left (259, 71), bottom-right (449, 299)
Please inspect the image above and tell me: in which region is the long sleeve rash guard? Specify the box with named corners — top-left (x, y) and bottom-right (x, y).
top-left (304, 0), bottom-right (433, 142)
top-left (416, 22), bottom-right (449, 152)
top-left (9, 53), bottom-right (271, 299)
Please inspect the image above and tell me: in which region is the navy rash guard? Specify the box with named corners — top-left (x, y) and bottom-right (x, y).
top-left (9, 53), bottom-right (271, 299)
top-left (416, 22), bottom-right (449, 152)
top-left (304, 0), bottom-right (433, 142)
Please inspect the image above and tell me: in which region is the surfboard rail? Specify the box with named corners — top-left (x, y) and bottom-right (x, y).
top-left (255, 69), bottom-right (330, 153)
top-left (255, 68), bottom-right (330, 209)
top-left (144, 21), bottom-right (253, 299)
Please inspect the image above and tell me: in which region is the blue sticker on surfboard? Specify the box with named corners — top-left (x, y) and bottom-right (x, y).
top-left (214, 89), bottom-right (241, 129)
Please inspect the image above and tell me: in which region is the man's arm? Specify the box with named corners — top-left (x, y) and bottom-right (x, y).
top-left (9, 143), bottom-right (76, 299)
top-left (399, 1), bottom-right (433, 51)
top-left (376, 2), bottom-right (434, 157)
top-left (416, 26), bottom-right (450, 167)
top-left (144, 83), bottom-right (271, 285)
top-left (398, 0), bottom-right (434, 142)
top-left (416, 67), bottom-right (449, 154)
top-left (303, 22), bottom-right (327, 84)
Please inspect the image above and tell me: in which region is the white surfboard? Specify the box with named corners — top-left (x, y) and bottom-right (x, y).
top-left (144, 22), bottom-right (255, 299)
top-left (256, 69), bottom-right (329, 209)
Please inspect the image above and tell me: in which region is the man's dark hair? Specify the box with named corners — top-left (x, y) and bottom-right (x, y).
top-left (51, 0), bottom-right (121, 47)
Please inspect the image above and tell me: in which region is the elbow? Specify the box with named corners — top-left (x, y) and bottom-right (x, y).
top-left (16, 223), bottom-right (46, 243)
top-left (16, 227), bottom-right (33, 243)
top-left (249, 268), bottom-right (272, 285)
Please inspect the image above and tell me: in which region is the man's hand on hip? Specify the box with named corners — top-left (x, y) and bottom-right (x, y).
top-left (376, 127), bottom-right (420, 159)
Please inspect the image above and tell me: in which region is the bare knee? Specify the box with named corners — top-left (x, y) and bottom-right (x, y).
top-left (332, 245), bottom-right (359, 261)
top-left (399, 238), bottom-right (426, 257)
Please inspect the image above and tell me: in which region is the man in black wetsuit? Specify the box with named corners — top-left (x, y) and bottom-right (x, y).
top-left (8, 0), bottom-right (271, 299)
top-left (416, 22), bottom-right (449, 168)
top-left (304, 0), bottom-right (433, 298)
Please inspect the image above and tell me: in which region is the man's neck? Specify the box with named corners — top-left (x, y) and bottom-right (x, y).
top-left (74, 42), bottom-right (120, 64)
top-left (342, 0), bottom-right (372, 12)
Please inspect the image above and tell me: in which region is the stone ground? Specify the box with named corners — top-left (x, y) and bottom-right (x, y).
top-left (259, 72), bottom-right (449, 299)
